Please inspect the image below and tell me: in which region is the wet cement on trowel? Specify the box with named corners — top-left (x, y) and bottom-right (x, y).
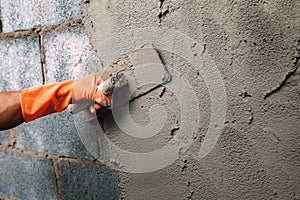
top-left (82, 1), bottom-right (300, 199)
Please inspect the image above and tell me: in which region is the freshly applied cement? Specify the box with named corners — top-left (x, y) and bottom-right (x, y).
top-left (82, 0), bottom-right (300, 199)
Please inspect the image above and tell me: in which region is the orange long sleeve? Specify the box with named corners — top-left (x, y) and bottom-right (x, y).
top-left (20, 80), bottom-right (75, 122)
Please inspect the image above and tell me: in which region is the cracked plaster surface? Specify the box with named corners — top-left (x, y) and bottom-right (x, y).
top-left (82, 0), bottom-right (300, 199)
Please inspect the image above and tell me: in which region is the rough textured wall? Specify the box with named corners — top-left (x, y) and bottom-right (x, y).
top-left (0, 0), bottom-right (119, 199)
top-left (83, 0), bottom-right (300, 199)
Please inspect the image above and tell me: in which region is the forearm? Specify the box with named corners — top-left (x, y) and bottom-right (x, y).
top-left (0, 91), bottom-right (24, 131)
top-left (0, 74), bottom-right (110, 130)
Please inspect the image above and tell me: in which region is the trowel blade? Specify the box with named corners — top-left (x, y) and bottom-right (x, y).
top-left (101, 48), bottom-right (171, 101)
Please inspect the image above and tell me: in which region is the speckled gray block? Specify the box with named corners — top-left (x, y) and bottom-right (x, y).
top-left (0, 151), bottom-right (57, 199)
top-left (0, 131), bottom-right (8, 145)
top-left (0, 37), bottom-right (42, 92)
top-left (16, 26), bottom-right (103, 159)
top-left (17, 110), bottom-right (93, 159)
top-left (0, 37), bottom-right (42, 147)
top-left (44, 26), bottom-right (103, 82)
top-left (0, 0), bottom-right (81, 32)
top-left (59, 161), bottom-right (119, 200)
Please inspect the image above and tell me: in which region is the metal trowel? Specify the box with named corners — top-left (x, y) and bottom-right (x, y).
top-left (68, 48), bottom-right (172, 117)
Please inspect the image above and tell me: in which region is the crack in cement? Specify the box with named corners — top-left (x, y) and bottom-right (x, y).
top-left (158, 0), bottom-right (169, 23)
top-left (171, 127), bottom-right (180, 136)
top-left (158, 9), bottom-right (170, 23)
top-left (264, 40), bottom-right (300, 99)
top-left (130, 85), bottom-right (162, 102)
top-left (201, 44), bottom-right (207, 56)
top-left (240, 90), bottom-right (252, 98)
top-left (159, 0), bottom-right (165, 8)
top-left (248, 107), bottom-right (254, 125)
top-left (159, 86), bottom-right (166, 98)
top-left (264, 59), bottom-right (299, 99)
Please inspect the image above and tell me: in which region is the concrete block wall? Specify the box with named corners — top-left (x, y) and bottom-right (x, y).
top-left (0, 0), bottom-right (119, 199)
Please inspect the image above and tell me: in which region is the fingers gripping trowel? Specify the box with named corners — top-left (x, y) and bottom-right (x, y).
top-left (68, 48), bottom-right (172, 118)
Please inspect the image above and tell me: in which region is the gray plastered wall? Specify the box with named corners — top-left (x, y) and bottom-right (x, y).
top-left (83, 0), bottom-right (300, 199)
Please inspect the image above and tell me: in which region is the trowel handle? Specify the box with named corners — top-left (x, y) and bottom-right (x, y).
top-left (68, 78), bottom-right (114, 115)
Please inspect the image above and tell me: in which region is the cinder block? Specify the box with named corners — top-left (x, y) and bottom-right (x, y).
top-left (0, 151), bottom-right (57, 199)
top-left (16, 26), bottom-right (102, 159)
top-left (0, 0), bottom-right (81, 32)
top-left (0, 37), bottom-right (42, 147)
top-left (0, 131), bottom-right (8, 145)
top-left (59, 161), bottom-right (119, 200)
top-left (44, 26), bottom-right (103, 82)
top-left (0, 37), bottom-right (42, 92)
top-left (16, 110), bottom-right (94, 159)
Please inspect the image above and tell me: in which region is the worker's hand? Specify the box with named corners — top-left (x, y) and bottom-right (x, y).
top-left (73, 74), bottom-right (112, 113)
top-left (20, 73), bottom-right (112, 122)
